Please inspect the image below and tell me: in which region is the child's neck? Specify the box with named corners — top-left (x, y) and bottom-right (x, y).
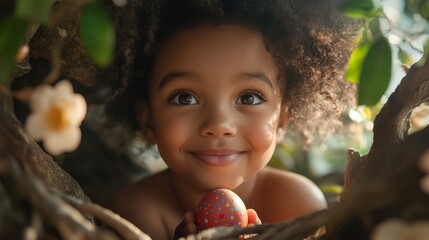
top-left (167, 169), bottom-right (259, 212)
top-left (167, 170), bottom-right (201, 212)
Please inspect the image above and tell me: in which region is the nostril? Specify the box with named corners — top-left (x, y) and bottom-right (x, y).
top-left (200, 122), bottom-right (237, 137)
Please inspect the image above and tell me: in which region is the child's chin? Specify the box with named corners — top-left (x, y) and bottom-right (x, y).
top-left (196, 177), bottom-right (243, 192)
top-left (186, 168), bottom-right (249, 191)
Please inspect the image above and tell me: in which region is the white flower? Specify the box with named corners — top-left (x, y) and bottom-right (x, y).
top-left (25, 80), bottom-right (87, 155)
top-left (372, 219), bottom-right (429, 240)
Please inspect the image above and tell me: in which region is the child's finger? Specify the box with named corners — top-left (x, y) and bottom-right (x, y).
top-left (185, 211), bottom-right (195, 222)
top-left (184, 211), bottom-right (197, 233)
top-left (174, 211), bottom-right (197, 239)
top-left (247, 209), bottom-right (261, 226)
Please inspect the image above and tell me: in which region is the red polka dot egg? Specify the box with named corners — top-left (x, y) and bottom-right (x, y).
top-left (195, 189), bottom-right (248, 231)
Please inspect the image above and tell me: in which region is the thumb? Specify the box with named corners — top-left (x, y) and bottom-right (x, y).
top-left (247, 209), bottom-right (261, 226)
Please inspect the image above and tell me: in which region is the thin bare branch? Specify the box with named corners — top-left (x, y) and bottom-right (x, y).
top-left (61, 193), bottom-right (152, 240)
top-left (3, 155), bottom-right (118, 240)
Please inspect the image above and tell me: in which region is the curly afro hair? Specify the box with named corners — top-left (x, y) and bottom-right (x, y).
top-left (106, 0), bottom-right (359, 143)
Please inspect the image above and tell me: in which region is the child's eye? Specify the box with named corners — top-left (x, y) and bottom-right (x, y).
top-left (236, 92), bottom-right (264, 105)
top-left (169, 92), bottom-right (199, 105)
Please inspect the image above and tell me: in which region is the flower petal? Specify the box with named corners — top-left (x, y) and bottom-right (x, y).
top-left (25, 113), bottom-right (47, 141)
top-left (66, 94), bottom-right (87, 125)
top-left (61, 127), bottom-right (82, 151)
top-left (44, 126), bottom-right (81, 155)
top-left (55, 80), bottom-right (74, 95)
top-left (29, 85), bottom-right (54, 112)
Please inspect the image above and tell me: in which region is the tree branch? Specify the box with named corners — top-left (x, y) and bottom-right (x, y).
top-left (0, 86), bottom-right (90, 217)
top-left (61, 193), bottom-right (151, 240)
top-left (344, 54), bottom-right (429, 188)
top-left (0, 152), bottom-right (118, 240)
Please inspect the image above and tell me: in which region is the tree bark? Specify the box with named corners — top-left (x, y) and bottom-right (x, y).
top-left (344, 55), bottom-right (429, 189)
top-left (0, 86), bottom-right (86, 200)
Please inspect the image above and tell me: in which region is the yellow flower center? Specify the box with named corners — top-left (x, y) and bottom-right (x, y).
top-left (45, 104), bottom-right (69, 131)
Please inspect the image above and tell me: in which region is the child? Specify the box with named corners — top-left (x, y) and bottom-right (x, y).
top-left (109, 0), bottom-right (356, 239)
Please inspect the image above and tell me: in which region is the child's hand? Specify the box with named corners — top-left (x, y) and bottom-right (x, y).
top-left (174, 209), bottom-right (261, 239)
top-left (247, 209), bottom-right (262, 226)
top-left (174, 211), bottom-right (197, 239)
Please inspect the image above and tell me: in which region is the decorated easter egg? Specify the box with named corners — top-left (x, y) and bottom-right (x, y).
top-left (195, 189), bottom-right (248, 231)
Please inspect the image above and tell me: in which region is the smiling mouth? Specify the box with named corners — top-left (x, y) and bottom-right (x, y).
top-left (189, 150), bottom-right (245, 167)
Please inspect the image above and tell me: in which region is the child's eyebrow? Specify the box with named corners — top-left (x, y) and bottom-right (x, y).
top-left (158, 71), bottom-right (189, 90)
top-left (157, 71), bottom-right (274, 90)
top-left (243, 72), bottom-right (274, 90)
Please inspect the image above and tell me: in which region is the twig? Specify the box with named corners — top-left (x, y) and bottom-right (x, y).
top-left (43, 40), bottom-right (63, 85)
top-left (23, 213), bottom-right (43, 240)
top-left (182, 224), bottom-right (271, 240)
top-left (61, 192), bottom-right (152, 240)
top-left (2, 154), bottom-right (119, 240)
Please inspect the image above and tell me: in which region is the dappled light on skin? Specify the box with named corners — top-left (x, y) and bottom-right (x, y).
top-left (25, 80), bottom-right (87, 156)
top-left (263, 106), bottom-right (282, 144)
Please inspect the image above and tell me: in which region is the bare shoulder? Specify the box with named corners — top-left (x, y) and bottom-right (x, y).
top-left (108, 170), bottom-right (172, 239)
top-left (254, 167), bottom-right (327, 223)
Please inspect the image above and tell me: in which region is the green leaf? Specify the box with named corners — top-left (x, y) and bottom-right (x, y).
top-left (79, 2), bottom-right (115, 67)
top-left (15, 0), bottom-right (52, 24)
top-left (341, 0), bottom-right (382, 18)
top-left (398, 47), bottom-right (414, 65)
top-left (320, 184), bottom-right (343, 195)
top-left (0, 16), bottom-right (28, 85)
top-left (417, 38), bottom-right (429, 67)
top-left (368, 18), bottom-right (382, 40)
top-left (345, 41), bottom-right (372, 83)
top-left (358, 37), bottom-right (392, 106)
top-left (418, 0), bottom-right (429, 20)
top-left (362, 27), bottom-right (371, 43)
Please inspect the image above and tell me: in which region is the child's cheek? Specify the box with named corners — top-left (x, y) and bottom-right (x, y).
top-left (155, 114), bottom-right (191, 155)
top-left (245, 114), bottom-right (279, 165)
top-left (251, 114), bottom-right (279, 146)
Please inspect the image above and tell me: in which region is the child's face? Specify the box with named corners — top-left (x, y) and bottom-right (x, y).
top-left (139, 24), bottom-right (288, 191)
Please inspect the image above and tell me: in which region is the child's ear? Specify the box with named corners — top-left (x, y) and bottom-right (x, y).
top-left (136, 100), bottom-right (157, 145)
top-left (276, 106), bottom-right (290, 144)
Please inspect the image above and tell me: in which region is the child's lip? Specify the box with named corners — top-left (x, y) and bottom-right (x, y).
top-left (189, 149), bottom-right (245, 166)
top-left (192, 149), bottom-right (243, 155)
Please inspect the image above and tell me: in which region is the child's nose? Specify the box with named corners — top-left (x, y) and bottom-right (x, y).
top-left (199, 106), bottom-right (237, 138)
